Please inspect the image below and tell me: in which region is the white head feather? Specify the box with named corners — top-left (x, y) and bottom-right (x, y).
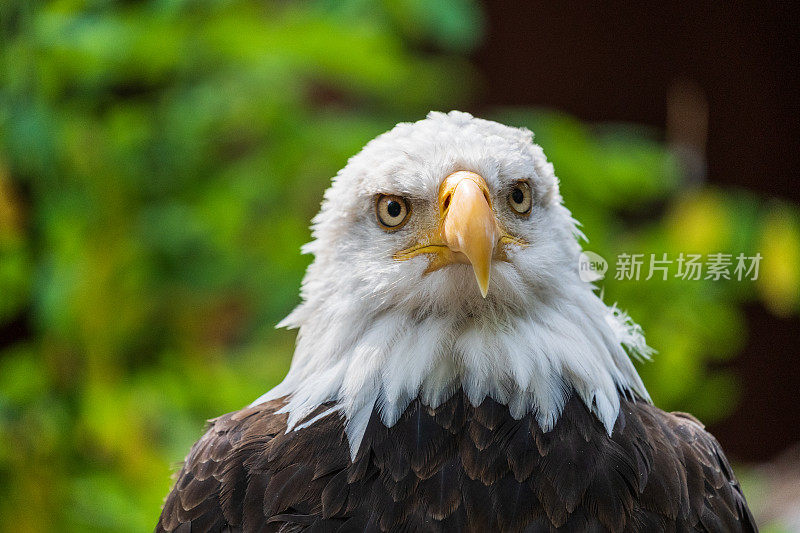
top-left (254, 111), bottom-right (651, 457)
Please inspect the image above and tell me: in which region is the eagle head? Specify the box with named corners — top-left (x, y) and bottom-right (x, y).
top-left (257, 111), bottom-right (651, 456)
top-left (297, 111), bottom-right (577, 312)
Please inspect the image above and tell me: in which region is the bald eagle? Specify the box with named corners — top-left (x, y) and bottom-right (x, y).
top-left (157, 112), bottom-right (755, 532)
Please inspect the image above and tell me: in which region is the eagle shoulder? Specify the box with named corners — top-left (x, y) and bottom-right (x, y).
top-left (156, 398), bottom-right (350, 533)
top-left (626, 401), bottom-right (757, 532)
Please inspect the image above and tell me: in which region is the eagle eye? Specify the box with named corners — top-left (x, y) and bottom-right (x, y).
top-left (376, 195), bottom-right (410, 230)
top-left (508, 181), bottom-right (532, 215)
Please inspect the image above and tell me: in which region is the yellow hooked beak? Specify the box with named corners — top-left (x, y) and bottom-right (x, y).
top-left (439, 171), bottom-right (498, 297)
top-left (394, 171), bottom-right (524, 298)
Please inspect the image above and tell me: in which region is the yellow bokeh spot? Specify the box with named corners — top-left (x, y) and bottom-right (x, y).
top-left (757, 207), bottom-right (800, 316)
top-left (666, 189), bottom-right (731, 253)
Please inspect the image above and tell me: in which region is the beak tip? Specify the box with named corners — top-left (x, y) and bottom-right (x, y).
top-left (476, 272), bottom-right (490, 298)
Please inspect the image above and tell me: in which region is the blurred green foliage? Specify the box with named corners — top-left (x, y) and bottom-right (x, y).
top-left (0, 1), bottom-right (798, 531)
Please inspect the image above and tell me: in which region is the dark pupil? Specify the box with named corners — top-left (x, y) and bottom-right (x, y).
top-left (387, 200), bottom-right (402, 218)
top-left (512, 187), bottom-right (525, 204)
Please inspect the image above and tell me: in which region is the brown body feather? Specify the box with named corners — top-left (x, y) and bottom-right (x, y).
top-left (156, 391), bottom-right (755, 532)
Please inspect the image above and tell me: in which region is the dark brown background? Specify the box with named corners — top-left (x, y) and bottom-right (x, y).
top-left (471, 1), bottom-right (799, 462)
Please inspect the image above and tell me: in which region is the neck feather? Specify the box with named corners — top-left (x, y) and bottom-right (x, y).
top-left (254, 278), bottom-right (650, 458)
